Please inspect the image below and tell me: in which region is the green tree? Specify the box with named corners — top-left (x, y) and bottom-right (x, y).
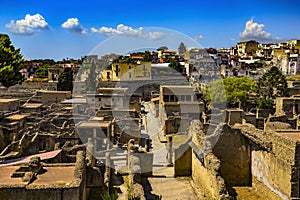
top-left (205, 77), bottom-right (257, 109)
top-left (257, 66), bottom-right (288, 108)
top-left (168, 59), bottom-right (182, 72)
top-left (143, 51), bottom-right (152, 62)
top-left (33, 59), bottom-right (56, 66)
top-left (57, 68), bottom-right (73, 91)
top-left (178, 42), bottom-right (186, 55)
top-left (205, 79), bottom-right (226, 104)
top-left (0, 34), bottom-right (24, 87)
top-left (35, 66), bottom-right (49, 78)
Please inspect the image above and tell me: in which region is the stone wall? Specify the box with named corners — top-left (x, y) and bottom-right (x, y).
top-left (186, 127), bottom-right (229, 200)
top-left (187, 120), bottom-right (300, 199)
top-left (191, 150), bottom-right (229, 199)
top-left (268, 115), bottom-right (297, 129)
top-left (243, 112), bottom-right (256, 126)
top-left (174, 141), bottom-right (192, 176)
top-left (236, 124), bottom-right (300, 199)
top-left (8, 82), bottom-right (57, 92)
top-left (0, 187), bottom-right (82, 200)
top-left (0, 126), bottom-right (5, 151)
top-left (250, 108), bottom-right (274, 118)
top-left (0, 99), bottom-right (20, 112)
top-left (0, 151), bottom-right (87, 200)
top-left (251, 149), bottom-right (289, 200)
top-left (213, 125), bottom-right (251, 187)
top-left (225, 109), bottom-right (243, 125)
top-left (288, 87), bottom-right (300, 96)
top-left (36, 91), bottom-right (71, 104)
top-left (251, 133), bottom-right (297, 200)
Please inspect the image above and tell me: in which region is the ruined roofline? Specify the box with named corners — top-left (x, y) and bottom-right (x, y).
top-left (0, 150), bottom-right (62, 167)
top-left (232, 124), bottom-right (272, 151)
top-left (233, 123), bottom-right (300, 153)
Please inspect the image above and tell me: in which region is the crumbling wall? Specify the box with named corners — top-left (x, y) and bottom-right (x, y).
top-left (251, 149), bottom-right (288, 200)
top-left (0, 151), bottom-right (87, 200)
top-left (127, 155), bottom-right (145, 199)
top-left (268, 115), bottom-right (297, 129)
top-left (0, 126), bottom-right (6, 151)
top-left (236, 124), bottom-right (300, 200)
top-left (8, 82), bottom-right (57, 92)
top-left (254, 108), bottom-right (274, 118)
top-left (191, 129), bottom-right (229, 200)
top-left (265, 121), bottom-right (292, 131)
top-left (225, 109), bottom-right (243, 125)
top-left (73, 151), bottom-right (87, 200)
top-left (243, 112), bottom-right (256, 126)
top-left (37, 91), bottom-right (71, 104)
top-left (213, 125), bottom-right (251, 186)
top-left (251, 132), bottom-right (296, 200)
top-left (86, 166), bottom-right (105, 198)
top-left (0, 186), bottom-right (82, 200)
top-left (174, 141), bottom-right (192, 176)
top-left (191, 150), bottom-right (228, 200)
top-left (0, 104), bottom-right (77, 161)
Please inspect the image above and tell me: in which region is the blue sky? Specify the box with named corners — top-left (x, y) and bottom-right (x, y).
top-left (0, 0), bottom-right (299, 60)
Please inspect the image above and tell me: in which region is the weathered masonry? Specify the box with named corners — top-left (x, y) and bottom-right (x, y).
top-left (175, 120), bottom-right (300, 199)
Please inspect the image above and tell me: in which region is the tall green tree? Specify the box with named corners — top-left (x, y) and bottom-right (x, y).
top-left (57, 68), bottom-right (73, 91)
top-left (143, 51), bottom-right (152, 62)
top-left (178, 42), bottom-right (186, 55)
top-left (205, 77), bottom-right (257, 109)
top-left (257, 66), bottom-right (288, 108)
top-left (205, 79), bottom-right (226, 104)
top-left (169, 59), bottom-right (182, 72)
top-left (0, 34), bottom-right (24, 87)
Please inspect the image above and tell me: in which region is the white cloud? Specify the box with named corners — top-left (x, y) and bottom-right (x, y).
top-left (61, 18), bottom-right (87, 34)
top-left (91, 24), bottom-right (165, 40)
top-left (148, 32), bottom-right (165, 40)
top-left (194, 35), bottom-right (204, 40)
top-left (239, 19), bottom-right (273, 41)
top-left (6, 14), bottom-right (49, 35)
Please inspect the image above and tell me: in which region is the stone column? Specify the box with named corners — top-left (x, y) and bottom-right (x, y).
top-left (87, 138), bottom-right (96, 167)
top-left (104, 150), bottom-right (111, 192)
top-left (145, 138), bottom-right (150, 152)
top-left (87, 138), bottom-right (95, 154)
top-left (167, 136), bottom-right (173, 166)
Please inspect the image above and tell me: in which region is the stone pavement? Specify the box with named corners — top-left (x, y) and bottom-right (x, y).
top-left (143, 102), bottom-right (169, 172)
top-left (141, 102), bottom-right (199, 200)
top-left (143, 166), bottom-right (199, 200)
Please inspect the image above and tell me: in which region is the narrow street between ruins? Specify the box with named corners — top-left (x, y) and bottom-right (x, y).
top-left (140, 101), bottom-right (199, 200)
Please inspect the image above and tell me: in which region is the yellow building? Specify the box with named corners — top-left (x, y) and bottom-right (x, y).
top-left (272, 47), bottom-right (289, 73)
top-left (100, 69), bottom-right (113, 81)
top-left (287, 39), bottom-right (300, 53)
top-left (158, 49), bottom-right (177, 63)
top-left (287, 39), bottom-right (300, 47)
top-left (101, 61), bottom-right (151, 81)
top-left (236, 40), bottom-right (259, 57)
